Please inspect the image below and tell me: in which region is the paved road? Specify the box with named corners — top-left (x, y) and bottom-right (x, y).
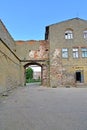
top-left (0, 86), bottom-right (87, 130)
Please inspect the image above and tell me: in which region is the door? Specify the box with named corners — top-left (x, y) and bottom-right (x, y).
top-left (75, 71), bottom-right (84, 83)
top-left (76, 72), bottom-right (81, 82)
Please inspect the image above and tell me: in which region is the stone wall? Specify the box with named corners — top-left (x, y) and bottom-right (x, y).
top-left (0, 39), bottom-right (24, 94)
top-left (0, 20), bottom-right (16, 51)
top-left (15, 40), bottom-right (49, 61)
top-left (16, 40), bottom-right (50, 87)
top-left (50, 48), bottom-right (62, 87)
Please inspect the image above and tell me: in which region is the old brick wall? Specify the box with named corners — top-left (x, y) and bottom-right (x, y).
top-left (15, 40), bottom-right (49, 61)
top-left (16, 40), bottom-right (50, 87)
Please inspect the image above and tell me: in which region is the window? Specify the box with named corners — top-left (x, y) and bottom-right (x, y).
top-left (73, 48), bottom-right (79, 58)
top-left (83, 30), bottom-right (87, 39)
top-left (65, 30), bottom-right (73, 39)
top-left (81, 48), bottom-right (87, 58)
top-left (62, 48), bottom-right (68, 58)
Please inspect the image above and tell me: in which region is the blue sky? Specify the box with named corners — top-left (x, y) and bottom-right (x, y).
top-left (0, 0), bottom-right (87, 40)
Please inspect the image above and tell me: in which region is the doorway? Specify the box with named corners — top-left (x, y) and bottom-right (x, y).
top-left (76, 72), bottom-right (81, 82)
top-left (75, 71), bottom-right (84, 83)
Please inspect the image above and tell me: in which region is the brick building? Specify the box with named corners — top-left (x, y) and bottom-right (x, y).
top-left (0, 17), bottom-right (87, 93)
top-left (45, 18), bottom-right (87, 87)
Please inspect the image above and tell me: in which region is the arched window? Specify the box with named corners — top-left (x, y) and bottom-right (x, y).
top-left (65, 30), bottom-right (73, 39)
top-left (83, 30), bottom-right (87, 39)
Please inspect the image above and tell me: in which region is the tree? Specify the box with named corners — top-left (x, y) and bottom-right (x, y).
top-left (26, 67), bottom-right (33, 81)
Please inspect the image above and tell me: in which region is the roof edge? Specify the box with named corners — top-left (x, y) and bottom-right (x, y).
top-left (46, 17), bottom-right (87, 27)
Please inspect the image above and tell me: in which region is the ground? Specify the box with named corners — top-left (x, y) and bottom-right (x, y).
top-left (0, 84), bottom-right (87, 130)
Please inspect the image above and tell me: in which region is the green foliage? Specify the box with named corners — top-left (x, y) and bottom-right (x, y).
top-left (26, 78), bottom-right (41, 83)
top-left (26, 67), bottom-right (41, 83)
top-left (26, 67), bottom-right (33, 80)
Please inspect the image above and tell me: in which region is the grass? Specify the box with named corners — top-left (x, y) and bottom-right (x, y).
top-left (26, 78), bottom-right (41, 83)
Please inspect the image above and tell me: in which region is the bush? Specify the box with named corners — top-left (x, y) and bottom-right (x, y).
top-left (26, 78), bottom-right (41, 83)
top-left (26, 68), bottom-right (33, 81)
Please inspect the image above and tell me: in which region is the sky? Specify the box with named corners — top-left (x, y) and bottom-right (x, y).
top-left (30, 65), bottom-right (41, 72)
top-left (0, 0), bottom-right (87, 41)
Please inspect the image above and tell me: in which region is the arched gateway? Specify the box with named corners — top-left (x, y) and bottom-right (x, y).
top-left (24, 62), bottom-right (49, 86)
top-left (16, 40), bottom-right (50, 87)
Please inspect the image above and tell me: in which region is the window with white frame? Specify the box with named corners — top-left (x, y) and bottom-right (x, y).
top-left (73, 48), bottom-right (79, 58)
top-left (81, 48), bottom-right (87, 58)
top-left (83, 30), bottom-right (87, 39)
top-left (65, 30), bottom-right (73, 39)
top-left (62, 48), bottom-right (68, 58)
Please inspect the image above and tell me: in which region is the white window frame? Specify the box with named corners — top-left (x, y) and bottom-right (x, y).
top-left (62, 48), bottom-right (68, 58)
top-left (81, 48), bottom-right (87, 58)
top-left (73, 48), bottom-right (79, 58)
top-left (83, 30), bottom-right (87, 39)
top-left (65, 30), bottom-right (73, 39)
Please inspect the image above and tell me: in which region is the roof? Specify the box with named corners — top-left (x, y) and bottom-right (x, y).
top-left (46, 17), bottom-right (87, 27)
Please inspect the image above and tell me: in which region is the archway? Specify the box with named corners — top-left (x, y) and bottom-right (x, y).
top-left (24, 62), bottom-right (43, 87)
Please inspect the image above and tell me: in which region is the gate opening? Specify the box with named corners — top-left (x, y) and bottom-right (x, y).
top-left (24, 63), bottom-right (42, 87)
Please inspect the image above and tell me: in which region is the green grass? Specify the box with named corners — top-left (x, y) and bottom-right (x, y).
top-left (26, 78), bottom-right (41, 83)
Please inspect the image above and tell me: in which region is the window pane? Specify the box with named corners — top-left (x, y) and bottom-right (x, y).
top-left (62, 48), bottom-right (68, 58)
top-left (65, 30), bottom-right (73, 39)
top-left (73, 48), bottom-right (78, 58)
top-left (62, 48), bottom-right (67, 51)
top-left (81, 48), bottom-right (87, 57)
top-left (83, 30), bottom-right (87, 39)
top-left (81, 48), bottom-right (87, 51)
